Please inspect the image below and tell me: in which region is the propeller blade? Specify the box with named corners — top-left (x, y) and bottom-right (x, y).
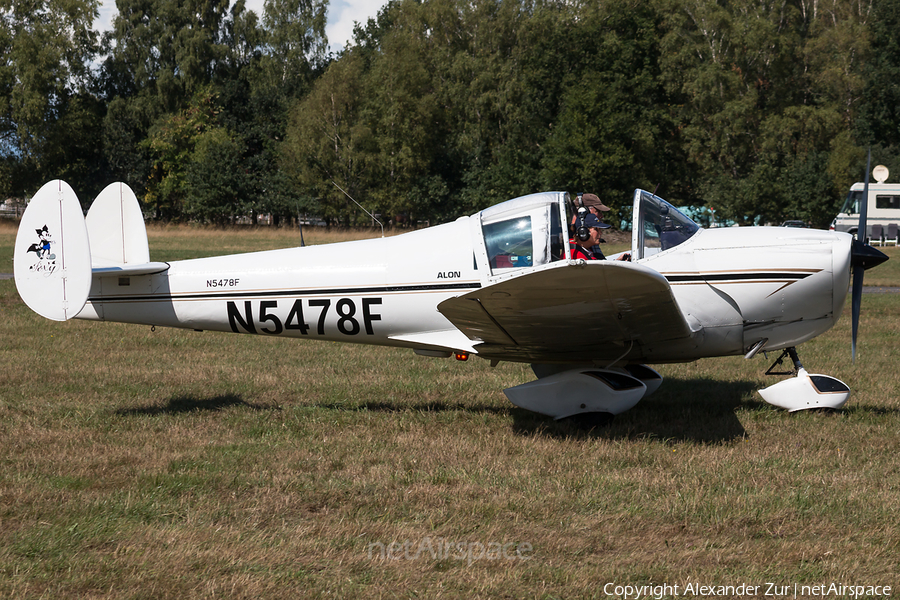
top-left (849, 149), bottom-right (889, 362)
top-left (849, 229), bottom-right (889, 362)
top-left (851, 149), bottom-right (871, 362)
top-left (851, 265), bottom-right (863, 361)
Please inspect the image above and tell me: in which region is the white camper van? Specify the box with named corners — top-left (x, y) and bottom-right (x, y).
top-left (830, 165), bottom-right (900, 245)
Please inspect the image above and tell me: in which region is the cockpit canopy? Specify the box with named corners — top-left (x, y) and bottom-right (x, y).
top-left (476, 189), bottom-right (699, 275)
top-left (479, 192), bottom-right (567, 274)
top-left (632, 189), bottom-right (699, 260)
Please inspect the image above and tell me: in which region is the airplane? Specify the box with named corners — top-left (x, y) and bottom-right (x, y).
top-left (13, 170), bottom-right (888, 421)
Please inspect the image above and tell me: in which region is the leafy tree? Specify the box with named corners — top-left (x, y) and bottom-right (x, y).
top-left (103, 0), bottom-right (230, 112)
top-left (260, 0), bottom-right (328, 96)
top-left (100, 0), bottom-right (231, 201)
top-left (856, 0), bottom-right (900, 177)
top-left (215, 0), bottom-right (328, 224)
top-left (41, 93), bottom-right (107, 198)
top-left (356, 3), bottom-right (445, 222)
top-left (2, 0), bottom-right (893, 228)
top-left (659, 0), bottom-right (870, 224)
top-left (660, 0), bottom-right (802, 219)
top-left (542, 0), bottom-right (682, 220)
top-left (102, 96), bottom-right (151, 197)
top-left (425, 0), bottom-right (528, 213)
top-left (319, 0), bottom-right (571, 221)
top-left (143, 89), bottom-right (220, 220)
top-left (0, 0), bottom-right (100, 195)
top-left (282, 53), bottom-right (375, 225)
top-left (185, 127), bottom-right (252, 224)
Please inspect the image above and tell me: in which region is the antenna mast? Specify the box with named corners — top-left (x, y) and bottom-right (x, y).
top-left (332, 181), bottom-right (384, 238)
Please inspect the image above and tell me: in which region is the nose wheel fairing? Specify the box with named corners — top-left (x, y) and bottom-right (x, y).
top-left (758, 368), bottom-right (850, 411)
top-left (756, 347), bottom-right (851, 412)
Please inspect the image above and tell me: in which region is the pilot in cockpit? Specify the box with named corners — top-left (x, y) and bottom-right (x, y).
top-left (570, 193), bottom-right (631, 261)
top-left (570, 213), bottom-right (611, 260)
top-left (574, 193), bottom-right (611, 222)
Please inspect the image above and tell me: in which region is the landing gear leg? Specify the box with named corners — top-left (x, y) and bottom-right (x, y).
top-left (764, 347), bottom-right (803, 376)
top-left (757, 347), bottom-right (850, 411)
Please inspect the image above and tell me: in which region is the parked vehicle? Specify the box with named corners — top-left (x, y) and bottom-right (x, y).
top-left (830, 165), bottom-right (900, 244)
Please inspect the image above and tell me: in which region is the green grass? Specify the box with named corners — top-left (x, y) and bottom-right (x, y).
top-left (0, 222), bottom-right (899, 598)
top-left (863, 244), bottom-right (900, 286)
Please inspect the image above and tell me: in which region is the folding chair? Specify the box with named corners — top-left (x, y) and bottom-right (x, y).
top-left (870, 224), bottom-right (884, 246)
top-left (886, 223), bottom-right (898, 246)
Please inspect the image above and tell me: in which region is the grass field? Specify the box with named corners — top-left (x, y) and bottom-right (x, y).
top-left (1, 221), bottom-right (898, 599)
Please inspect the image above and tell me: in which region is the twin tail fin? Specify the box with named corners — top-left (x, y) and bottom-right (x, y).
top-left (13, 180), bottom-right (167, 321)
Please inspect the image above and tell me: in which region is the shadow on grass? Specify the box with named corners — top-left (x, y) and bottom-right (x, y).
top-left (314, 400), bottom-right (510, 416)
top-left (311, 377), bottom-right (762, 444)
top-left (116, 394), bottom-right (279, 417)
top-left (511, 377), bottom-right (762, 444)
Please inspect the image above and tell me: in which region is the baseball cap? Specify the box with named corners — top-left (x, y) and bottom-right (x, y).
top-left (582, 193), bottom-right (610, 212)
top-left (583, 213), bottom-right (611, 229)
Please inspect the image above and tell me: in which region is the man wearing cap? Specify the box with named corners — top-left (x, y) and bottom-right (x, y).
top-left (581, 192), bottom-right (611, 215)
top-left (569, 193), bottom-right (611, 228)
top-left (571, 212), bottom-right (611, 260)
top-left (570, 192), bottom-right (630, 260)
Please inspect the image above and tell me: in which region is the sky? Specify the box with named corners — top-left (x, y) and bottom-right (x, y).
top-left (95, 0), bottom-right (390, 54)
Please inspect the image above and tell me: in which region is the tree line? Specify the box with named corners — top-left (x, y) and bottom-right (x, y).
top-left (2, 0), bottom-right (899, 228)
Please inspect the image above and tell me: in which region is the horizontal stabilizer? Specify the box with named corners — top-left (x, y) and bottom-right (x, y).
top-left (92, 262), bottom-right (170, 276)
top-left (14, 180), bottom-right (92, 321)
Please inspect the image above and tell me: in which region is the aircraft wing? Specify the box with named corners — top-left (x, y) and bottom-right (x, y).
top-left (437, 260), bottom-right (695, 363)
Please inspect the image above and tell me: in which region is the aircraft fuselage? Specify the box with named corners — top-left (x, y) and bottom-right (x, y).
top-left (76, 218), bottom-right (853, 365)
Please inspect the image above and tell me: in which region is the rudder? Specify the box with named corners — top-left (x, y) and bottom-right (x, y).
top-left (85, 182), bottom-right (151, 267)
top-left (13, 180), bottom-right (92, 321)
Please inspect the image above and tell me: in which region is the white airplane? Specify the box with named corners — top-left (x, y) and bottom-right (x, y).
top-left (13, 174), bottom-right (888, 420)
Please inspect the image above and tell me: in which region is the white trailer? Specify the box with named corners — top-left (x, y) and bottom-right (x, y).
top-left (830, 165), bottom-right (900, 245)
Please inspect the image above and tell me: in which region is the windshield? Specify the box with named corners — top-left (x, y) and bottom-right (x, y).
top-left (840, 190), bottom-right (861, 215)
top-left (633, 190), bottom-right (699, 260)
